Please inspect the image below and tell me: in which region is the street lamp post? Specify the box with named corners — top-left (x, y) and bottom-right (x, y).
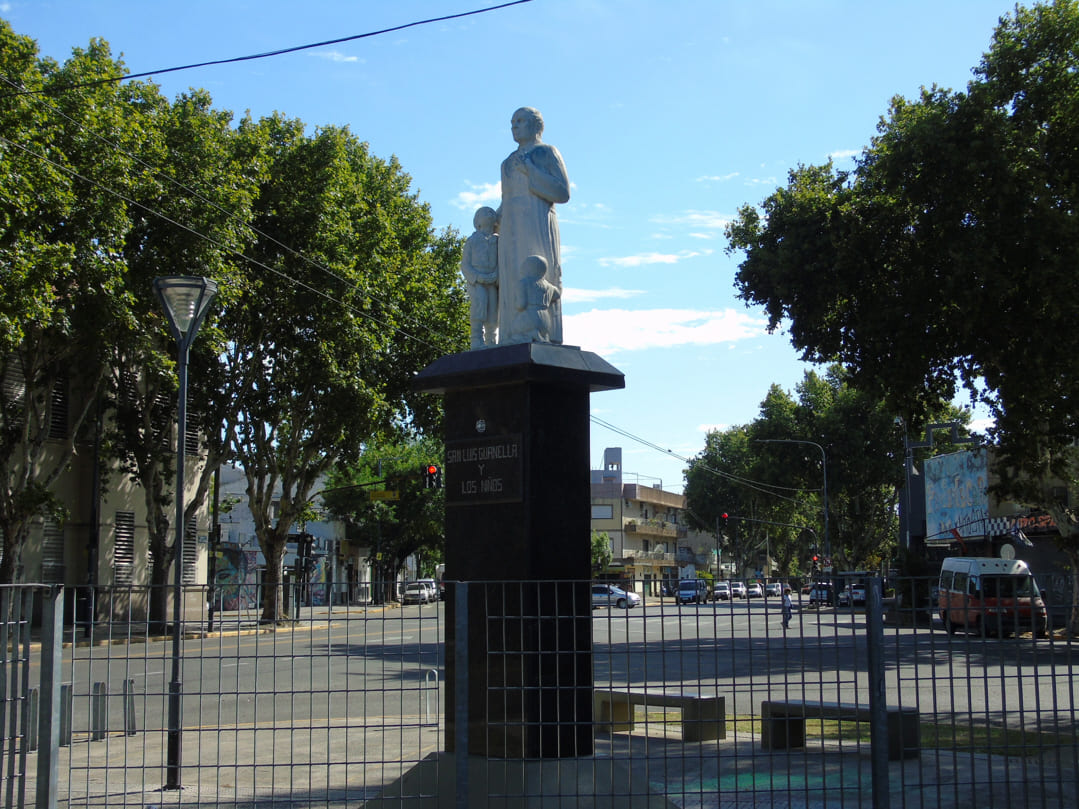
top-left (757, 439), bottom-right (830, 562)
top-left (153, 276), bottom-right (218, 791)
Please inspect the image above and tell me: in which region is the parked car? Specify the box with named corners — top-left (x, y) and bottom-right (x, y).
top-left (401, 582), bottom-right (431, 604)
top-left (728, 581), bottom-right (747, 599)
top-left (839, 583), bottom-right (867, 607)
top-left (416, 578), bottom-right (438, 601)
top-left (591, 583), bottom-right (641, 609)
top-left (677, 579), bottom-right (710, 605)
top-left (746, 582), bottom-right (764, 598)
top-left (713, 581), bottom-right (731, 601)
top-left (764, 582), bottom-right (783, 598)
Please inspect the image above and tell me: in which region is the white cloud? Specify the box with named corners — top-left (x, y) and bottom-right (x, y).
top-left (563, 287), bottom-right (645, 304)
top-left (696, 172), bottom-right (740, 183)
top-left (452, 182), bottom-right (500, 210)
top-left (318, 50), bottom-right (361, 63)
top-left (828, 148), bottom-right (860, 162)
top-left (564, 307), bottom-right (766, 356)
top-left (651, 210), bottom-right (731, 230)
top-left (697, 423), bottom-right (729, 434)
top-left (597, 248), bottom-right (713, 268)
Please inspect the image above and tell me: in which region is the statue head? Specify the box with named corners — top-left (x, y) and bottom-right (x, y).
top-left (521, 255), bottom-right (548, 280)
top-left (473, 206), bottom-right (497, 233)
top-left (511, 107), bottom-right (544, 143)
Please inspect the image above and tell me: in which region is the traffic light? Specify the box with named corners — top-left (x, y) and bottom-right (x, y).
top-left (423, 463), bottom-right (442, 489)
top-left (718, 512), bottom-right (729, 529)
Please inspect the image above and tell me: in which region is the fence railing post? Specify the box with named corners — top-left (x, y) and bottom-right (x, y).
top-left (123, 679), bottom-right (137, 736)
top-left (454, 582), bottom-right (469, 809)
top-left (866, 576), bottom-right (890, 809)
top-left (36, 584), bottom-right (64, 809)
top-left (91, 682), bottom-right (108, 741)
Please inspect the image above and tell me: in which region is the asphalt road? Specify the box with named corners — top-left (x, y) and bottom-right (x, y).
top-left (59, 595), bottom-right (1074, 737)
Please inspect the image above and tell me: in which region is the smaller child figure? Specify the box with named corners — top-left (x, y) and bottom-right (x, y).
top-left (508, 255), bottom-right (561, 344)
top-left (460, 206), bottom-right (499, 349)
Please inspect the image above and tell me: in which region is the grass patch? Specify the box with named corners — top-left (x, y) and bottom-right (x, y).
top-left (638, 708), bottom-right (1073, 755)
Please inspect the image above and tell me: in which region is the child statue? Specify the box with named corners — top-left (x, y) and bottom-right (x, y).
top-left (460, 206), bottom-right (499, 349)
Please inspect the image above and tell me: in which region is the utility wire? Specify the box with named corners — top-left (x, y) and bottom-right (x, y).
top-left (0, 73), bottom-right (454, 351)
top-left (589, 416), bottom-right (805, 503)
top-left (0, 132), bottom-right (436, 350)
top-left (0, 0), bottom-right (535, 99)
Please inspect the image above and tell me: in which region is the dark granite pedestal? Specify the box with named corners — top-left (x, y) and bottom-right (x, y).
top-left (414, 343), bottom-right (623, 760)
top-left (366, 344), bottom-right (680, 807)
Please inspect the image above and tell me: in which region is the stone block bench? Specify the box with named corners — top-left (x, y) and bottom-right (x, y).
top-left (594, 688), bottom-right (725, 742)
top-left (760, 700), bottom-right (920, 760)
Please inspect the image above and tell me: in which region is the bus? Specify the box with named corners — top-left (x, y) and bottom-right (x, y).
top-left (937, 557), bottom-right (1048, 637)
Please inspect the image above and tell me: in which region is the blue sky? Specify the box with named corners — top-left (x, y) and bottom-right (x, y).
top-left (5, 0), bottom-right (1008, 492)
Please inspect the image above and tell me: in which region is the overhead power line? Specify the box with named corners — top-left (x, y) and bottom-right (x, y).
top-left (0, 0), bottom-right (535, 99)
top-left (0, 132), bottom-right (434, 350)
top-left (0, 72), bottom-right (452, 352)
top-left (588, 416), bottom-right (803, 503)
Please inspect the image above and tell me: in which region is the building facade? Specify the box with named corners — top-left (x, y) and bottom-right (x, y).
top-left (590, 447), bottom-right (716, 594)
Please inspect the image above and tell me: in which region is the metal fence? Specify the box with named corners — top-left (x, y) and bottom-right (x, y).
top-left (5, 577), bottom-right (1078, 808)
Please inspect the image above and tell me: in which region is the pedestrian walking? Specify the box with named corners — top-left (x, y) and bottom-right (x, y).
top-left (782, 586), bottom-right (793, 629)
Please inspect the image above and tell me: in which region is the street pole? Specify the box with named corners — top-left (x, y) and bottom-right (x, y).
top-left (154, 276), bottom-right (217, 791)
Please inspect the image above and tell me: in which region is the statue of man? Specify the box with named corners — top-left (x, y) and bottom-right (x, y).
top-left (496, 107), bottom-right (569, 345)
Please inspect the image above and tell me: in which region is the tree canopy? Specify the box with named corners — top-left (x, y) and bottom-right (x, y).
top-left (0, 20), bottom-right (468, 604)
top-left (684, 367), bottom-right (965, 576)
top-left (726, 1), bottom-right (1079, 628)
top-left (727, 0), bottom-right (1079, 485)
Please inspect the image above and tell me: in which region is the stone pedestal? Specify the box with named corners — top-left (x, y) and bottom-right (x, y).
top-left (413, 343), bottom-right (624, 760)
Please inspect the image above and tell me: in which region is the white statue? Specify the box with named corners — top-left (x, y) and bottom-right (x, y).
top-left (496, 107), bottom-right (569, 345)
top-left (508, 255), bottom-right (561, 344)
top-left (460, 206), bottom-right (499, 349)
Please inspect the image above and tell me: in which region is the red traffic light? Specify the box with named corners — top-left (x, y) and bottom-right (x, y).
top-left (423, 463), bottom-right (443, 488)
top-left (721, 513), bottom-right (728, 519)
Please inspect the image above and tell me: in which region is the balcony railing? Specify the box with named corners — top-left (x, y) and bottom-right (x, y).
top-left (624, 519), bottom-right (687, 539)
top-left (622, 549), bottom-right (675, 562)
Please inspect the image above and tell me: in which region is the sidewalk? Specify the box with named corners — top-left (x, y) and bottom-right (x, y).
top-left (34, 714), bottom-right (1076, 808)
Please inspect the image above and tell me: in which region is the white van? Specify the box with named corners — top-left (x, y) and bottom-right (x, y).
top-left (937, 557), bottom-right (1048, 637)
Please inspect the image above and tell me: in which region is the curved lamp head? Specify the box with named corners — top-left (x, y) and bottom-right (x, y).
top-left (153, 276), bottom-right (218, 346)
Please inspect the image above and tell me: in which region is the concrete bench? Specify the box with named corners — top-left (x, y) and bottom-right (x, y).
top-left (760, 700), bottom-right (920, 760)
top-left (594, 689), bottom-right (725, 742)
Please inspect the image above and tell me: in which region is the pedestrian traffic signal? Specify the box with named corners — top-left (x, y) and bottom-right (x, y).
top-left (423, 463), bottom-right (442, 489)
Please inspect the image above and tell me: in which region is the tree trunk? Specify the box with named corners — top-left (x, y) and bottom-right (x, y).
top-left (260, 540), bottom-right (287, 624)
top-left (148, 566), bottom-right (170, 634)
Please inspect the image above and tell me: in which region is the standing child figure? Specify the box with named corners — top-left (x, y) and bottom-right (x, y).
top-left (461, 206), bottom-right (499, 349)
top-left (782, 586), bottom-right (793, 629)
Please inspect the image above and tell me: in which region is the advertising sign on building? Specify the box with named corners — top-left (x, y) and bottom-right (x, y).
top-left (923, 448), bottom-right (989, 545)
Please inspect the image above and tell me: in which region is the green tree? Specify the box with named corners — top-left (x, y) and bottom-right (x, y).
top-left (224, 119), bottom-right (466, 621)
top-left (590, 530), bottom-right (613, 574)
top-left (105, 89), bottom-right (259, 628)
top-left (321, 437), bottom-right (446, 603)
top-left (686, 368), bottom-right (961, 576)
top-left (0, 25), bottom-right (141, 582)
top-left (726, 1), bottom-right (1079, 628)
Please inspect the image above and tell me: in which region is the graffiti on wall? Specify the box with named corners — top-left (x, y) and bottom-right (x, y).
top-left (214, 546), bottom-right (259, 611)
top-left (924, 448), bottom-right (989, 540)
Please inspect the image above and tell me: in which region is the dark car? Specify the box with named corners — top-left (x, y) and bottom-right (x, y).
top-left (677, 579), bottom-right (709, 605)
